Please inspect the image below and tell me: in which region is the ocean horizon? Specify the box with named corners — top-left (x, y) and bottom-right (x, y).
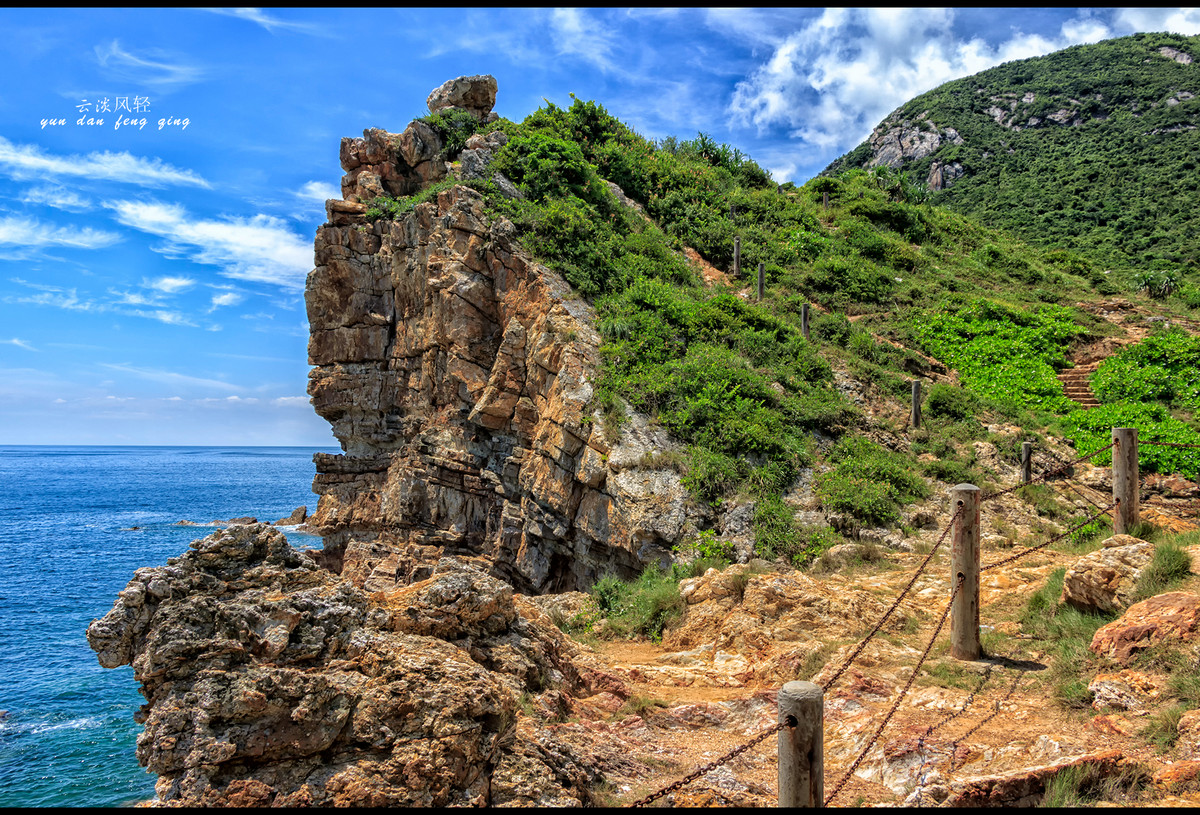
top-left (0, 445), bottom-right (337, 807)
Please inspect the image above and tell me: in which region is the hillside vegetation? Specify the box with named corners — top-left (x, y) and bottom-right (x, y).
top-left (367, 88), bottom-right (1200, 567)
top-left (827, 32), bottom-right (1200, 288)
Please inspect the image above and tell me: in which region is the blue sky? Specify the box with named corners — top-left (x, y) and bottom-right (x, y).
top-left (2, 7), bottom-right (1198, 446)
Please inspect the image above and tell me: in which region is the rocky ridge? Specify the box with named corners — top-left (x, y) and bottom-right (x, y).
top-left (308, 75), bottom-right (705, 596)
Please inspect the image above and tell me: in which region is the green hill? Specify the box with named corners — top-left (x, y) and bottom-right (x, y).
top-left (369, 92), bottom-right (1200, 565)
top-left (825, 32), bottom-right (1200, 284)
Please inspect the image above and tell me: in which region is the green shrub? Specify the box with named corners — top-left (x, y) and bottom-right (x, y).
top-left (812, 311), bottom-right (852, 346)
top-left (912, 299), bottom-right (1080, 413)
top-left (816, 436), bottom-right (929, 525)
top-left (591, 567), bottom-right (686, 642)
top-left (1062, 401), bottom-right (1200, 479)
top-left (420, 108), bottom-right (483, 159)
top-left (925, 383), bottom-right (979, 421)
top-left (674, 529), bottom-right (735, 563)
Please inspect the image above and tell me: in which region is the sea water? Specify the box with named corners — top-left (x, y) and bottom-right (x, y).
top-left (0, 446), bottom-right (336, 807)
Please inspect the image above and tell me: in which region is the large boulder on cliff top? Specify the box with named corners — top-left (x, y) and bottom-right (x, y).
top-left (426, 74), bottom-right (497, 120)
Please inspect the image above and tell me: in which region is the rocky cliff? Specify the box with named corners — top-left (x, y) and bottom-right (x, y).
top-left (85, 523), bottom-right (627, 806)
top-left (306, 75), bottom-right (703, 595)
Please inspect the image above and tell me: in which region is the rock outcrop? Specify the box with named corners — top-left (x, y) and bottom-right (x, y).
top-left (307, 77), bottom-right (703, 595)
top-left (1061, 534), bottom-right (1154, 612)
top-left (1090, 591), bottom-right (1200, 665)
top-left (85, 523), bottom-right (618, 807)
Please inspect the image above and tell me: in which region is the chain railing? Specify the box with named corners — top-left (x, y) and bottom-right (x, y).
top-left (621, 428), bottom-right (1184, 807)
top-left (980, 501), bottom-right (1117, 572)
top-left (979, 440), bottom-right (1115, 503)
top-left (824, 575), bottom-right (963, 807)
top-left (627, 717), bottom-right (796, 807)
top-left (819, 505), bottom-right (961, 693)
top-left (1141, 440), bottom-right (1200, 450)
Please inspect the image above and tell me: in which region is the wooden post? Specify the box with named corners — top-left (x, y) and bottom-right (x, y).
top-left (911, 380), bottom-right (922, 429)
top-left (1112, 427), bottom-right (1139, 534)
top-left (823, 191), bottom-right (829, 212)
top-left (733, 236), bottom-right (741, 278)
top-left (801, 303), bottom-right (810, 340)
top-left (1021, 442), bottom-right (1032, 484)
top-left (757, 262), bottom-right (765, 301)
top-left (950, 484), bottom-right (981, 661)
top-left (778, 680), bottom-right (823, 807)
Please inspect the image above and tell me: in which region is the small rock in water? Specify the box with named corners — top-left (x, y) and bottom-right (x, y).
top-left (273, 506), bottom-right (307, 526)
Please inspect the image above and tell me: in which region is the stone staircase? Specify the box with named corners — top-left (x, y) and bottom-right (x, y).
top-left (1058, 361), bottom-right (1101, 409)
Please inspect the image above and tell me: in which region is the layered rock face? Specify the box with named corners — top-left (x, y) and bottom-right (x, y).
top-left (307, 77), bottom-right (701, 594)
top-left (86, 524), bottom-right (612, 807)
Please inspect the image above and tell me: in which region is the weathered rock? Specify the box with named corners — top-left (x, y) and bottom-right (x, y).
top-left (1178, 709), bottom-right (1200, 759)
top-left (940, 750), bottom-right (1125, 807)
top-left (273, 506), bottom-right (307, 526)
top-left (1153, 760), bottom-right (1200, 792)
top-left (426, 74), bottom-right (497, 120)
top-left (1090, 591), bottom-right (1200, 665)
top-left (307, 160), bottom-right (704, 593)
top-left (339, 123), bottom-right (446, 202)
top-left (1061, 534), bottom-right (1154, 612)
top-left (86, 524), bottom-right (615, 807)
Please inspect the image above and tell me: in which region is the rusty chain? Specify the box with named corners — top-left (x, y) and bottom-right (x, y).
top-left (819, 504), bottom-right (962, 693)
top-left (979, 440), bottom-right (1115, 503)
top-left (945, 666), bottom-right (1030, 773)
top-left (824, 575), bottom-right (963, 807)
top-left (910, 646), bottom-right (1020, 806)
top-left (1141, 440), bottom-right (1200, 450)
top-left (1058, 476), bottom-right (1112, 516)
top-left (627, 717), bottom-right (796, 808)
top-left (980, 501), bottom-right (1117, 572)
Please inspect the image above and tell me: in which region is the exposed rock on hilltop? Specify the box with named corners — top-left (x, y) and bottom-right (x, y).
top-left (308, 84), bottom-right (704, 594)
top-left (85, 523), bottom-right (622, 807)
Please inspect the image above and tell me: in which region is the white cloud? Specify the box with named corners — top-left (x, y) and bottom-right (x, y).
top-left (550, 8), bottom-right (618, 72)
top-left (105, 199), bottom-right (313, 290)
top-left (94, 39), bottom-right (204, 87)
top-left (205, 7), bottom-right (328, 35)
top-left (296, 180), bottom-right (339, 202)
top-left (5, 280), bottom-right (98, 312)
top-left (1, 338), bottom-right (37, 351)
top-left (726, 8), bottom-right (1144, 156)
top-left (1111, 8), bottom-right (1200, 36)
top-left (147, 275), bottom-right (195, 293)
top-left (128, 309), bottom-right (195, 326)
top-left (0, 216), bottom-right (121, 250)
top-left (20, 186), bottom-right (92, 212)
top-left (0, 137), bottom-right (209, 188)
top-left (99, 362), bottom-right (243, 392)
top-left (272, 396), bottom-right (310, 407)
top-left (209, 291), bottom-right (243, 311)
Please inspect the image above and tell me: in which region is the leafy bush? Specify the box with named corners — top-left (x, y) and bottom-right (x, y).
top-left (420, 108), bottom-right (483, 159)
top-left (811, 311), bottom-right (852, 346)
top-left (925, 383), bottom-right (979, 421)
top-left (1092, 326), bottom-right (1200, 412)
top-left (1062, 402), bottom-right (1200, 478)
top-left (816, 436), bottom-right (930, 525)
top-left (590, 567), bottom-right (685, 641)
